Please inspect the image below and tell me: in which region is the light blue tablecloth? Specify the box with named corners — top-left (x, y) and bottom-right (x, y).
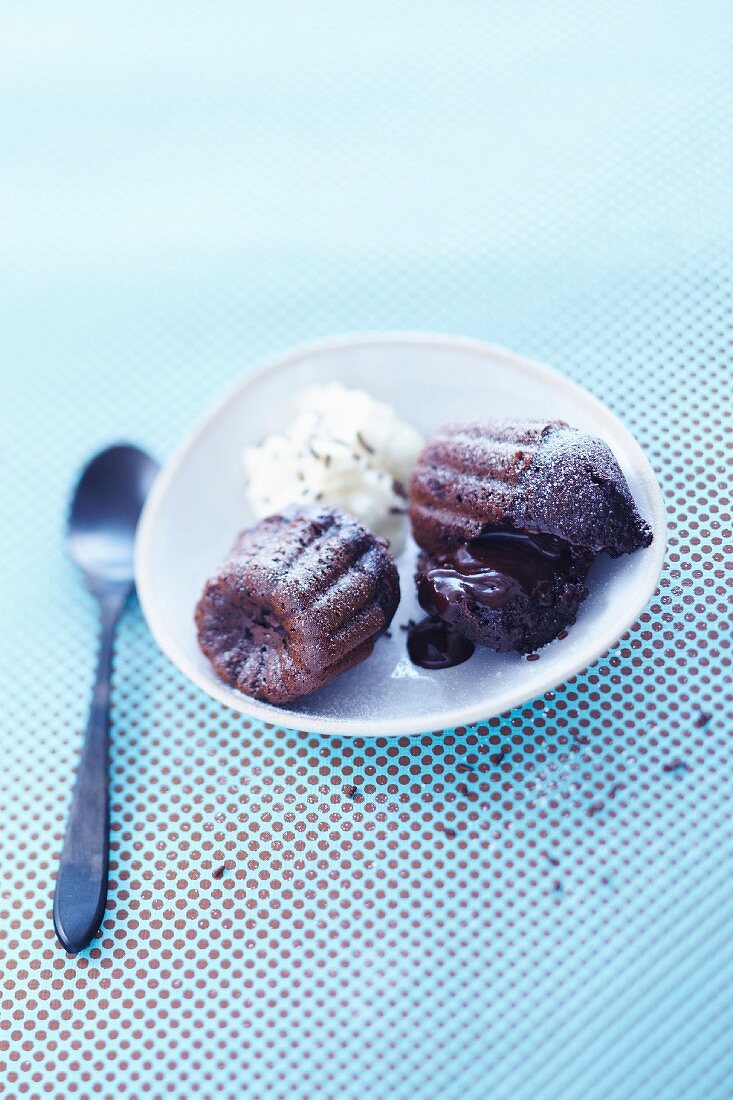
top-left (1, 3), bottom-right (731, 1097)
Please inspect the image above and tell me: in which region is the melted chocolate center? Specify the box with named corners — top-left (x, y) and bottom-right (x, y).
top-left (407, 617), bottom-right (475, 670)
top-left (417, 528), bottom-right (573, 621)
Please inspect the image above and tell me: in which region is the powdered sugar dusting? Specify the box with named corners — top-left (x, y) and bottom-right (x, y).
top-left (515, 425), bottom-right (653, 554)
top-left (411, 417), bottom-right (652, 556)
top-left (196, 504), bottom-right (400, 703)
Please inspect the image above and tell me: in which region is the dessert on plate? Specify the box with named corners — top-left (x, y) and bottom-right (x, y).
top-left (195, 392), bottom-right (653, 700)
top-left (408, 418), bottom-right (652, 659)
top-left (195, 504), bottom-right (399, 704)
top-left (243, 383), bottom-right (423, 555)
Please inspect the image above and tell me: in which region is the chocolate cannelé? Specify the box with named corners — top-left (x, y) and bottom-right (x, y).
top-left (408, 419), bottom-right (651, 657)
top-left (196, 505), bottom-right (400, 703)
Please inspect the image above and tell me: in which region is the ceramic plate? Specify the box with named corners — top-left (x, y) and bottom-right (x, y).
top-left (135, 334), bottom-right (666, 736)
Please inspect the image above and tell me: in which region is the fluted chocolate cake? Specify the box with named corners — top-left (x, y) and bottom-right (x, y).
top-left (409, 418), bottom-right (652, 656)
top-left (196, 505), bottom-right (400, 703)
top-left (409, 419), bottom-right (652, 557)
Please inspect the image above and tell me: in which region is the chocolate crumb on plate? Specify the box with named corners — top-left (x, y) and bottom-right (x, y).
top-left (587, 799), bottom-right (605, 817)
top-left (342, 783), bottom-right (358, 799)
top-left (544, 851), bottom-right (560, 867)
top-left (212, 865), bottom-right (227, 881)
top-left (693, 710), bottom-right (712, 728)
top-left (437, 823), bottom-right (457, 839)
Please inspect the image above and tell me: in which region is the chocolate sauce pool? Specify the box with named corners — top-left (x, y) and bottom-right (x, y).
top-left (408, 528), bottom-right (574, 669)
top-left (418, 529), bottom-right (573, 621)
top-left (406, 616), bottom-right (475, 669)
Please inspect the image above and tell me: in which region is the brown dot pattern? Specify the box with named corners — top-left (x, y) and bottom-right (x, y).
top-left (2, 337), bottom-right (731, 1096)
top-left (2, 10), bottom-right (733, 1097)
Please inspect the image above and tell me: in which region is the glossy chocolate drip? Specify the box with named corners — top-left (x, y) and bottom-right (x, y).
top-left (417, 528), bottom-right (574, 621)
top-left (407, 616), bottom-right (475, 669)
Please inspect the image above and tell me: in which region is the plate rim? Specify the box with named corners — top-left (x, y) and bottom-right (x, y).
top-left (134, 331), bottom-right (667, 736)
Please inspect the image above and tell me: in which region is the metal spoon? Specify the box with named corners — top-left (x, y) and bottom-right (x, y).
top-left (53, 444), bottom-right (159, 954)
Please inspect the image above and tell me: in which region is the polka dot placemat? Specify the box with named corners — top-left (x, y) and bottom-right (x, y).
top-left (1, 3), bottom-right (731, 1097)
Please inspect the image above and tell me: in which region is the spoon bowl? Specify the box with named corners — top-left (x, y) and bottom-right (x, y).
top-left (68, 445), bottom-right (160, 585)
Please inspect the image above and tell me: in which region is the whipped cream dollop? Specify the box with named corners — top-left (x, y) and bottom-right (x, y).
top-left (243, 383), bottom-right (424, 554)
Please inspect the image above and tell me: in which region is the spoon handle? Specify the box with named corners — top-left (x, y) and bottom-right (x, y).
top-left (53, 596), bottom-right (124, 954)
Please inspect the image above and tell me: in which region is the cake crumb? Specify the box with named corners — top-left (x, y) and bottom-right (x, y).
top-left (662, 758), bottom-right (690, 774)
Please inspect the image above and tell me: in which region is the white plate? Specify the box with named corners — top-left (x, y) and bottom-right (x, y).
top-left (135, 334), bottom-right (666, 736)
